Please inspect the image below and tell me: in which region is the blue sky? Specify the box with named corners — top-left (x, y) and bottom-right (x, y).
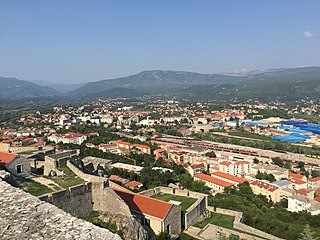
top-left (1, 0), bottom-right (319, 84)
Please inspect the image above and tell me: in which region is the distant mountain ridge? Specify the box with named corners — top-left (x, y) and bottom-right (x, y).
top-left (0, 77), bottom-right (60, 100)
top-left (67, 70), bottom-right (241, 98)
top-left (1, 66), bottom-right (320, 100)
top-left (67, 67), bottom-right (320, 99)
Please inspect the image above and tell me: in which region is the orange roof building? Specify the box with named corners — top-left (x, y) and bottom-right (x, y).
top-left (112, 188), bottom-right (181, 236)
top-left (0, 151), bottom-right (30, 175)
top-left (211, 171), bottom-right (246, 185)
top-left (0, 152), bottom-right (17, 165)
top-left (194, 173), bottom-right (233, 193)
top-left (250, 180), bottom-right (281, 203)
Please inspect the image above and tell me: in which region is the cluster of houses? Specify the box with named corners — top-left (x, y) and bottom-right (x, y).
top-left (86, 139), bottom-right (151, 155)
top-left (152, 141), bottom-right (320, 215)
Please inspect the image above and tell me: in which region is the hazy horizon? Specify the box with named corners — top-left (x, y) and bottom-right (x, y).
top-left (1, 1), bottom-right (319, 84)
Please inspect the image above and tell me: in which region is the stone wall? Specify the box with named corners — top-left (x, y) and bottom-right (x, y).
top-left (185, 197), bottom-right (207, 228)
top-left (194, 224), bottom-right (266, 240)
top-left (0, 178), bottom-right (121, 240)
top-left (6, 155), bottom-right (31, 175)
top-left (67, 161), bottom-right (108, 182)
top-left (163, 203), bottom-right (182, 237)
top-left (207, 206), bottom-right (284, 240)
top-left (44, 150), bottom-right (79, 176)
top-left (92, 182), bottom-right (148, 240)
top-left (91, 181), bottom-right (132, 216)
top-left (39, 182), bottom-right (93, 219)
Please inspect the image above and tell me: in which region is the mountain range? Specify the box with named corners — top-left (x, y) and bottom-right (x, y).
top-left (1, 66), bottom-right (320, 100)
top-left (0, 77), bottom-right (59, 100)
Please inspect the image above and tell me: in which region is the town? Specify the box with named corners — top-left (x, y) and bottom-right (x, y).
top-left (1, 97), bottom-right (320, 240)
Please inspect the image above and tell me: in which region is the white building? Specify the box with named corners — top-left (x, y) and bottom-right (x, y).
top-left (288, 195), bottom-right (320, 215)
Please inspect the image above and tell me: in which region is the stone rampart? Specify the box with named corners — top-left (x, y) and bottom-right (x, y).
top-left (38, 182), bottom-right (93, 218)
top-left (67, 161), bottom-right (108, 182)
top-left (0, 178), bottom-right (121, 240)
top-left (92, 182), bottom-right (148, 240)
top-left (207, 206), bottom-right (283, 240)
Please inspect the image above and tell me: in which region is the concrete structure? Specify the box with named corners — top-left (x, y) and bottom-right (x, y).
top-left (0, 152), bottom-right (30, 176)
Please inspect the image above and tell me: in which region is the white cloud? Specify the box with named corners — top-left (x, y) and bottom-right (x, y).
top-left (304, 31), bottom-right (314, 38)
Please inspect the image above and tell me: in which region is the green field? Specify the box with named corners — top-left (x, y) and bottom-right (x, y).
top-left (48, 165), bottom-right (85, 189)
top-left (151, 193), bottom-right (197, 212)
top-left (20, 178), bottom-right (52, 196)
top-left (194, 212), bottom-right (234, 229)
top-left (17, 150), bottom-right (36, 155)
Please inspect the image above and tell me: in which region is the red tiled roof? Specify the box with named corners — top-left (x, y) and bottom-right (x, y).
top-left (191, 163), bottom-right (205, 169)
top-left (194, 173), bottom-right (233, 187)
top-left (296, 188), bottom-right (310, 196)
top-left (65, 132), bottom-right (85, 138)
top-left (288, 178), bottom-right (306, 185)
top-left (125, 181), bottom-right (143, 188)
top-left (211, 171), bottom-right (246, 184)
top-left (289, 172), bottom-right (304, 180)
top-left (314, 196), bottom-right (320, 203)
top-left (112, 188), bottom-right (172, 220)
top-left (109, 175), bottom-right (119, 181)
top-left (250, 180), bottom-right (279, 192)
top-left (0, 152), bottom-right (17, 165)
top-left (309, 177), bottom-right (320, 182)
top-left (133, 144), bottom-right (150, 149)
top-left (220, 161), bottom-right (232, 166)
top-left (235, 161), bottom-right (250, 165)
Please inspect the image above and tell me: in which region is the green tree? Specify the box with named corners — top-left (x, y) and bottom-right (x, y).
top-left (299, 224), bottom-right (318, 240)
top-left (272, 157), bottom-right (284, 167)
top-left (284, 162), bottom-right (292, 170)
top-left (205, 151), bottom-right (216, 158)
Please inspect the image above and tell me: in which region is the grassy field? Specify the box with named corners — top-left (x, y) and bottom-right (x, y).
top-left (20, 178), bottom-right (52, 196)
top-left (48, 165), bottom-right (85, 189)
top-left (194, 212), bottom-right (234, 229)
top-left (151, 193), bottom-right (197, 212)
top-left (17, 150), bottom-right (36, 155)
